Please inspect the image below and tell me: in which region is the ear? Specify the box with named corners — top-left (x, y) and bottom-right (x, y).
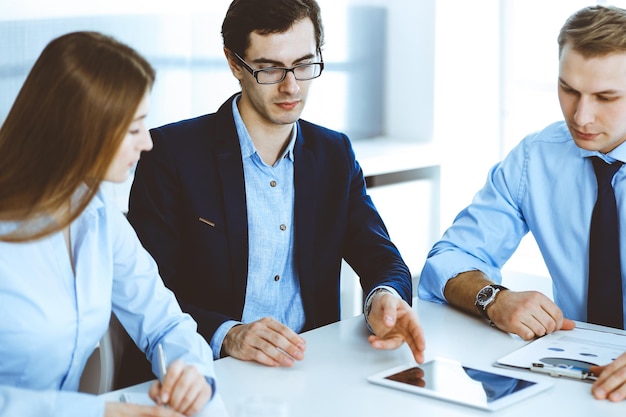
top-left (224, 48), bottom-right (244, 81)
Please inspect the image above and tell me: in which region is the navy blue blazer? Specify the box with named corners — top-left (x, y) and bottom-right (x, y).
top-left (127, 95), bottom-right (412, 345)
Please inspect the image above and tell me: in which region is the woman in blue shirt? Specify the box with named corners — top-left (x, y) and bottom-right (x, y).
top-left (0, 31), bottom-right (215, 417)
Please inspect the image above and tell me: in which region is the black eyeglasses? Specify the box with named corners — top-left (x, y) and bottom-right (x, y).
top-left (233, 52), bottom-right (324, 85)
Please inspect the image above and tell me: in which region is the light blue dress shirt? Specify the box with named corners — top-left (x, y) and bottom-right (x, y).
top-left (0, 188), bottom-right (215, 417)
top-left (419, 121), bottom-right (626, 324)
top-left (209, 97), bottom-right (305, 358)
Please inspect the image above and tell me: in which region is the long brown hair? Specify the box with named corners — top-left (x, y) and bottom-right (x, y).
top-left (0, 31), bottom-right (155, 242)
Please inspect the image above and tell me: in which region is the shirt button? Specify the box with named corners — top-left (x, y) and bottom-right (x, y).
top-left (270, 180), bottom-right (277, 187)
top-left (280, 224), bottom-right (286, 231)
top-left (274, 275), bottom-right (280, 281)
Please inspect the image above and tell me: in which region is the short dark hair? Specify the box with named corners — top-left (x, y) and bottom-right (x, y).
top-left (221, 0), bottom-right (324, 57)
top-left (558, 5), bottom-right (626, 58)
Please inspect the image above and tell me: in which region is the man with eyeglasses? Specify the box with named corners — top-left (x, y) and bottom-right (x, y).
top-left (128, 0), bottom-right (425, 369)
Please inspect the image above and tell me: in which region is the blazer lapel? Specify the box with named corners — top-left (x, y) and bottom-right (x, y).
top-left (294, 124), bottom-right (320, 325)
top-left (214, 97), bottom-right (249, 302)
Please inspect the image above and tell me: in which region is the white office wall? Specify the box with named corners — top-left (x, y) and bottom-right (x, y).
top-left (351, 0), bottom-right (436, 142)
top-left (433, 0), bottom-right (502, 229)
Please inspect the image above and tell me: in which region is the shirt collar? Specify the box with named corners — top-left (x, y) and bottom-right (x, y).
top-left (231, 94), bottom-right (297, 163)
top-left (579, 143), bottom-right (626, 164)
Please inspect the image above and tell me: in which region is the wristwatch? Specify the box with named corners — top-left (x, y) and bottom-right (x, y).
top-left (474, 284), bottom-right (508, 321)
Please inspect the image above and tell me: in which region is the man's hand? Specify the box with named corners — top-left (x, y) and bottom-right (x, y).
top-left (488, 290), bottom-right (576, 340)
top-left (222, 317), bottom-right (306, 367)
top-left (366, 292), bottom-right (426, 364)
top-left (443, 272), bottom-right (575, 341)
top-left (590, 352), bottom-right (626, 402)
top-left (148, 359), bottom-right (212, 416)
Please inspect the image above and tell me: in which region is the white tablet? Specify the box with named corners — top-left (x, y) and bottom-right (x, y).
top-left (367, 357), bottom-right (553, 411)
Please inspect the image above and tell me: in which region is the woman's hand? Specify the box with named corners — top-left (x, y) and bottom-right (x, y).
top-left (148, 359), bottom-right (213, 416)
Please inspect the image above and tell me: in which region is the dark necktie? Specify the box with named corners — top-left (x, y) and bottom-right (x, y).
top-left (587, 156), bottom-right (624, 329)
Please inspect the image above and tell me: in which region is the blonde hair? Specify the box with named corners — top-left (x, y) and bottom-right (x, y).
top-left (558, 5), bottom-right (626, 58)
top-left (0, 31), bottom-right (155, 242)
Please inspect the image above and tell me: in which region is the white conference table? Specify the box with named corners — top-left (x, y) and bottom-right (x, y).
top-left (107, 300), bottom-right (626, 416)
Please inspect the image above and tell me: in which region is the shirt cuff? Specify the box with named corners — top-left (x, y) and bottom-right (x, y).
top-left (363, 286), bottom-right (401, 332)
top-left (210, 320), bottom-right (241, 360)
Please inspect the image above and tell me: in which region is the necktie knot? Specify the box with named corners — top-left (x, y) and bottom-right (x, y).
top-left (591, 156), bottom-right (623, 187)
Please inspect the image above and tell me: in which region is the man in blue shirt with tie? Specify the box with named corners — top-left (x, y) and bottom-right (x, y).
top-left (128, 0), bottom-right (425, 370)
top-left (419, 5), bottom-right (626, 402)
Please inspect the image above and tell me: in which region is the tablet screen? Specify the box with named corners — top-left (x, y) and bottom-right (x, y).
top-left (385, 361), bottom-right (536, 403)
